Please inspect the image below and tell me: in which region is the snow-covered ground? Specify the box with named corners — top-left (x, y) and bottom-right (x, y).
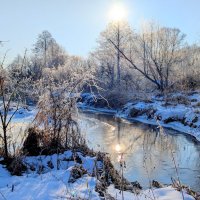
top-left (0, 152), bottom-right (100, 200)
top-left (78, 92), bottom-right (200, 142)
top-left (0, 152), bottom-right (195, 200)
top-left (108, 185), bottom-right (195, 200)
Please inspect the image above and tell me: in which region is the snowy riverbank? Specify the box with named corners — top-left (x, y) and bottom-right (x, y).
top-left (0, 152), bottom-right (196, 200)
top-left (0, 101), bottom-right (199, 199)
top-left (78, 92), bottom-right (200, 142)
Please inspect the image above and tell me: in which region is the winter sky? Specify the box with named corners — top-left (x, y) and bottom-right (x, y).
top-left (0, 0), bottom-right (200, 62)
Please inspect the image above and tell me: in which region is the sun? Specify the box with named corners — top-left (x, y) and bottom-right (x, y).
top-left (108, 3), bottom-right (128, 22)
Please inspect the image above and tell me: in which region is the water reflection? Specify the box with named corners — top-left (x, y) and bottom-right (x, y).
top-left (79, 111), bottom-right (200, 192)
top-left (0, 122), bottom-right (29, 153)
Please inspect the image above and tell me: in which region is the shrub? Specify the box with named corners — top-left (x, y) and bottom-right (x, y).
top-left (165, 95), bottom-right (190, 105)
top-left (23, 127), bottom-right (41, 156)
top-left (0, 156), bottom-right (27, 176)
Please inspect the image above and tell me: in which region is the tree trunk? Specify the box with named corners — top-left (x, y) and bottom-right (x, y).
top-left (117, 22), bottom-right (121, 86)
top-left (3, 127), bottom-right (8, 158)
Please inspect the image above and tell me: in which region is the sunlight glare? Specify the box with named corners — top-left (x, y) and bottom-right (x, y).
top-left (108, 3), bottom-right (128, 22)
top-left (115, 143), bottom-right (121, 152)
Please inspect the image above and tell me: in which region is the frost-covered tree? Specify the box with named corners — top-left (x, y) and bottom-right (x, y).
top-left (0, 53), bottom-right (28, 158)
top-left (93, 21), bottom-right (133, 89)
top-left (33, 30), bottom-right (67, 69)
top-left (33, 57), bottom-right (96, 151)
top-left (110, 22), bottom-right (186, 91)
top-left (33, 30), bottom-right (55, 67)
top-left (8, 54), bottom-right (40, 104)
top-left (176, 44), bottom-right (200, 90)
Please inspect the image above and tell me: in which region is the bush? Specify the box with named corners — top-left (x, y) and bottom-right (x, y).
top-left (94, 89), bottom-right (132, 109)
top-left (8, 157), bottom-right (27, 175)
top-left (165, 95), bottom-right (190, 105)
top-left (175, 74), bottom-right (200, 91)
top-left (23, 127), bottom-right (41, 156)
top-left (0, 156), bottom-right (27, 176)
top-left (68, 165), bottom-right (87, 183)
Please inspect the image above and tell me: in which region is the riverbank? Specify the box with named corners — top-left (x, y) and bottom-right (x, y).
top-left (78, 92), bottom-right (200, 142)
top-left (0, 102), bottom-right (199, 199)
top-left (0, 152), bottom-right (197, 200)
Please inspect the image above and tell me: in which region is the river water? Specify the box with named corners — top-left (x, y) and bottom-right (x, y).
top-left (79, 110), bottom-right (200, 192)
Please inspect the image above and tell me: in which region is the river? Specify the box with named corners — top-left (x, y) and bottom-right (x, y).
top-left (79, 110), bottom-right (200, 192)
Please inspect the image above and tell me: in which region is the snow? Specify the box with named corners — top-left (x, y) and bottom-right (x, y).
top-left (117, 101), bottom-right (200, 141)
top-left (107, 185), bottom-right (195, 200)
top-left (78, 93), bottom-right (200, 142)
top-left (0, 153), bottom-right (196, 200)
top-left (0, 152), bottom-right (100, 200)
top-left (0, 170), bottom-right (99, 200)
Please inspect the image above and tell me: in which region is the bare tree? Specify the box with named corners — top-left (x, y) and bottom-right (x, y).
top-left (94, 21), bottom-right (133, 88)
top-left (176, 44), bottom-right (200, 90)
top-left (0, 52), bottom-right (27, 158)
top-left (109, 22), bottom-right (186, 92)
top-left (33, 30), bottom-right (55, 67)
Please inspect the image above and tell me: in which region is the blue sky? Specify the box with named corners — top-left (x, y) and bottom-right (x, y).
top-left (0, 0), bottom-right (200, 62)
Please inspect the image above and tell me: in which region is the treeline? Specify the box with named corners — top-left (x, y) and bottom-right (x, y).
top-left (92, 21), bottom-right (200, 94)
top-left (3, 21), bottom-right (200, 102)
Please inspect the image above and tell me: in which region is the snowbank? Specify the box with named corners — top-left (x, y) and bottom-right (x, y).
top-left (0, 152), bottom-right (196, 200)
top-left (107, 185), bottom-right (195, 200)
top-left (117, 100), bottom-right (200, 141)
top-left (0, 151), bottom-right (100, 200)
top-left (78, 93), bottom-right (200, 142)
